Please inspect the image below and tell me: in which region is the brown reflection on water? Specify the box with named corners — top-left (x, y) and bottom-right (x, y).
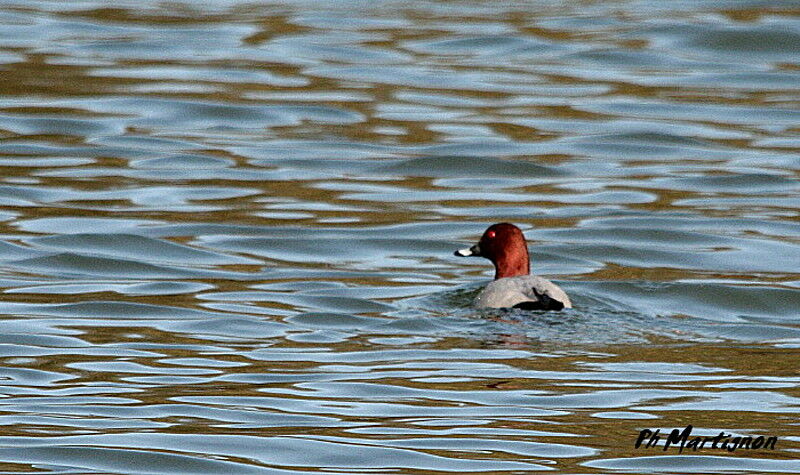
top-left (0, 0), bottom-right (798, 472)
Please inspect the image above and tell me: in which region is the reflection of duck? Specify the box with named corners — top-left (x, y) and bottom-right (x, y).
top-left (455, 223), bottom-right (572, 310)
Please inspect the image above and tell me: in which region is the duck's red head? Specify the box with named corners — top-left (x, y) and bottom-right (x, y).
top-left (454, 222), bottom-right (530, 279)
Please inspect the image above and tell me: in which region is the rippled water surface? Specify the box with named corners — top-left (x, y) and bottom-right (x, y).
top-left (0, 0), bottom-right (799, 473)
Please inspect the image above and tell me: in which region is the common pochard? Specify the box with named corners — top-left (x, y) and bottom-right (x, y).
top-left (455, 222), bottom-right (572, 310)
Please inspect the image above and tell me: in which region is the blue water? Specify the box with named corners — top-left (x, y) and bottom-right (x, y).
top-left (0, 0), bottom-right (798, 473)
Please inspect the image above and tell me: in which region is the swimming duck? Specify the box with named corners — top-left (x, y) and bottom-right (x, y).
top-left (455, 222), bottom-right (572, 310)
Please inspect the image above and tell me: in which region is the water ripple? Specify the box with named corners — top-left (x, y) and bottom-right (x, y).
top-left (0, 0), bottom-right (797, 473)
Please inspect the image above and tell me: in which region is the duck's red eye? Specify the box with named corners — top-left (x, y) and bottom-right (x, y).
top-left (487, 230), bottom-right (496, 238)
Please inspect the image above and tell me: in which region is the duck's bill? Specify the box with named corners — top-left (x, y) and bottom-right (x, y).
top-left (454, 243), bottom-right (480, 257)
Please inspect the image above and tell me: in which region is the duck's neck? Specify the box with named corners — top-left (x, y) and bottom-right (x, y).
top-left (493, 250), bottom-right (530, 279)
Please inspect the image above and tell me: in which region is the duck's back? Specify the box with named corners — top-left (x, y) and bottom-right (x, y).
top-left (474, 275), bottom-right (572, 310)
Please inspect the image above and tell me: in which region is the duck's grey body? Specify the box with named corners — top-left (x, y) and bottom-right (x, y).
top-left (474, 275), bottom-right (572, 310)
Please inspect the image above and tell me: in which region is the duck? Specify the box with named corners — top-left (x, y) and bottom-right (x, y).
top-left (454, 222), bottom-right (572, 310)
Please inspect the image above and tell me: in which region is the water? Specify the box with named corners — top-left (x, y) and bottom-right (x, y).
top-left (0, 0), bottom-right (798, 473)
